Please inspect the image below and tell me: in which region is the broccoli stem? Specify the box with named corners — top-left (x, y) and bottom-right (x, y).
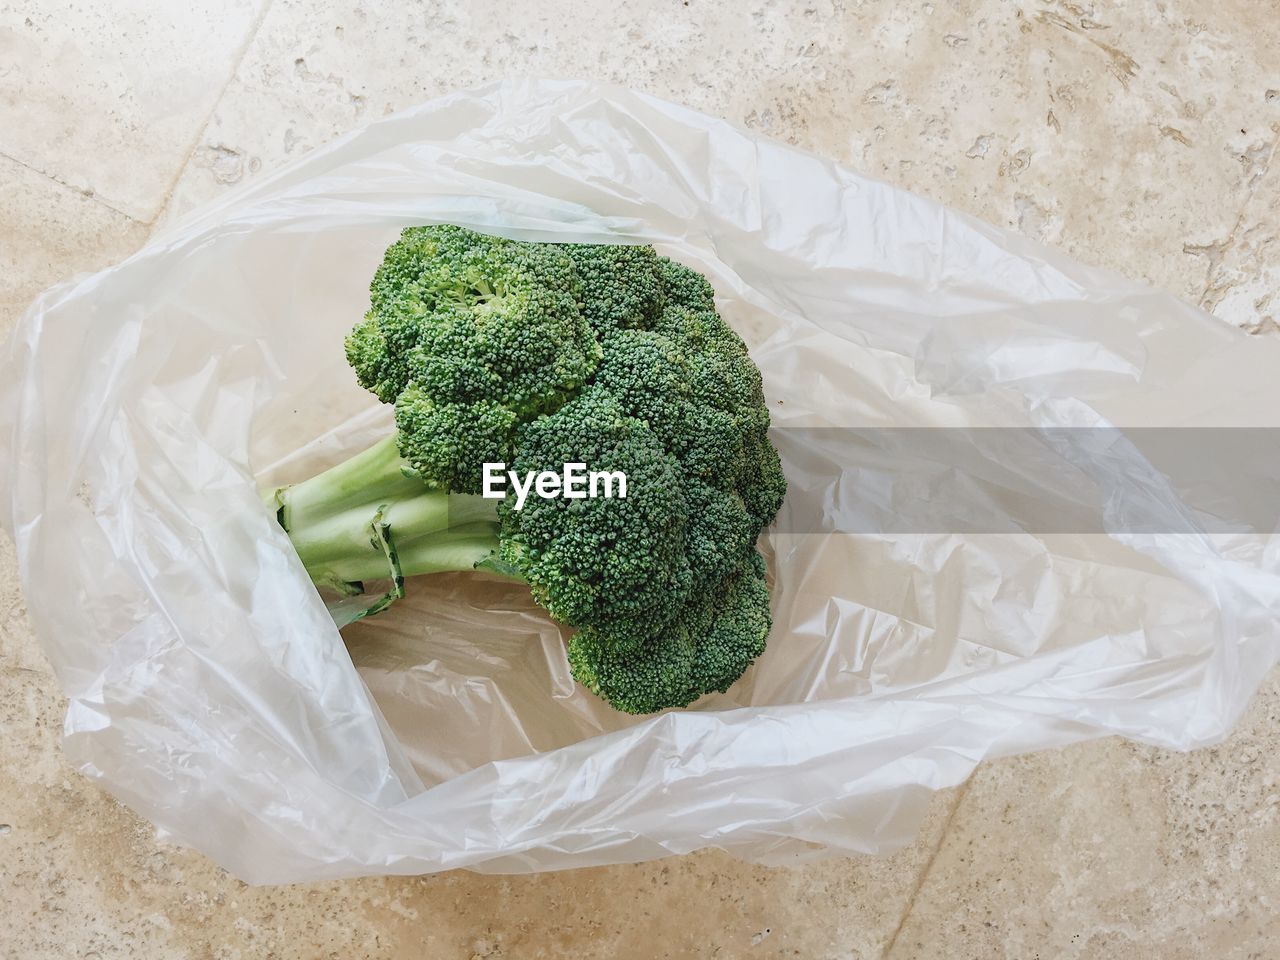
top-left (266, 435), bottom-right (504, 591)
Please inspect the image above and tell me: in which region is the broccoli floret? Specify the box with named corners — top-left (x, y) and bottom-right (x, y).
top-left (567, 550), bottom-right (772, 714)
top-left (496, 388), bottom-right (693, 641)
top-left (347, 225), bottom-right (601, 492)
top-left (269, 225), bottom-right (786, 714)
top-left (563, 242), bottom-right (667, 334)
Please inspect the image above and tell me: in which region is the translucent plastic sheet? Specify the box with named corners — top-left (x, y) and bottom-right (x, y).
top-left (3, 79), bottom-right (1280, 883)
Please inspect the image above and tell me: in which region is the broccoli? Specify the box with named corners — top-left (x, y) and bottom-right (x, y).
top-left (268, 225), bottom-right (786, 714)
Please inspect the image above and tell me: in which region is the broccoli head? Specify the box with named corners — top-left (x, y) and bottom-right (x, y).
top-left (270, 225), bottom-right (786, 714)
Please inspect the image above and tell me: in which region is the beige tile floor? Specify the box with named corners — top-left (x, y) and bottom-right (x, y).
top-left (1, 1), bottom-right (1278, 957)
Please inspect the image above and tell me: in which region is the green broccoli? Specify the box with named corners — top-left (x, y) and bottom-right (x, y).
top-left (269, 225), bottom-right (786, 714)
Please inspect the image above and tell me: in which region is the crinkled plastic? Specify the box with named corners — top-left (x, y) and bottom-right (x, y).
top-left (3, 79), bottom-right (1280, 884)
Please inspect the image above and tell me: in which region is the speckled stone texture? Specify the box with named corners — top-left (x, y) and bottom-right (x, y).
top-left (1, 1), bottom-right (1278, 957)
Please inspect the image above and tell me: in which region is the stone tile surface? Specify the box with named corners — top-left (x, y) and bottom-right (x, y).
top-left (0, 0), bottom-right (265, 221)
top-left (161, 0), bottom-right (1280, 324)
top-left (885, 674), bottom-right (1280, 960)
top-left (1202, 136), bottom-right (1280, 333)
top-left (0, 154), bottom-right (149, 325)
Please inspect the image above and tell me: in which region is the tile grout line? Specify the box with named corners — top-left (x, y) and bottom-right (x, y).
top-left (2, 0), bottom-right (279, 230)
top-left (144, 0), bottom-right (279, 232)
top-left (878, 778), bottom-right (973, 960)
top-left (0, 149), bottom-right (142, 224)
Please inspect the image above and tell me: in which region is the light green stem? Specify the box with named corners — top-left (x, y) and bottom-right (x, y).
top-left (267, 435), bottom-right (507, 599)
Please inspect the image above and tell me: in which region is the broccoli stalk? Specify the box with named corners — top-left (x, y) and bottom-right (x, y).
top-left (267, 435), bottom-right (504, 610)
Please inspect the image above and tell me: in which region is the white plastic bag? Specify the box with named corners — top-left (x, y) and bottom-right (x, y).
top-left (3, 79), bottom-right (1280, 883)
